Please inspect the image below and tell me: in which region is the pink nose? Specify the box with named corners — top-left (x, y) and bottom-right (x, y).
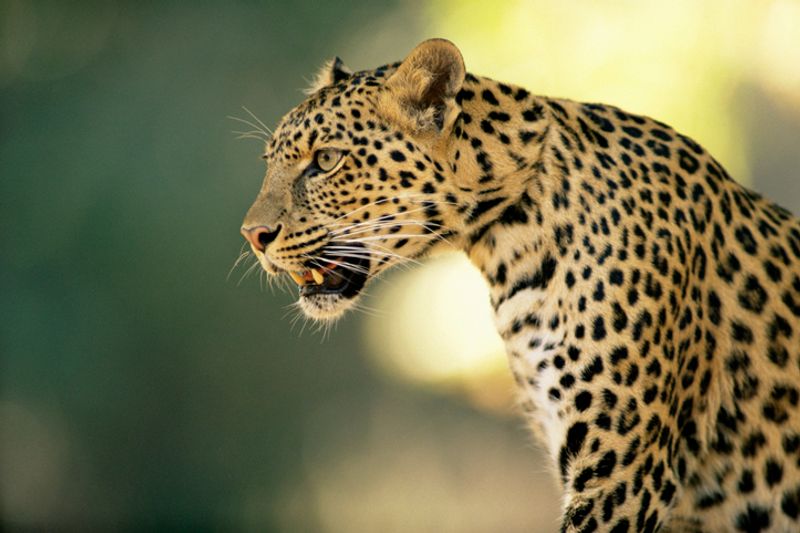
top-left (241, 224), bottom-right (282, 253)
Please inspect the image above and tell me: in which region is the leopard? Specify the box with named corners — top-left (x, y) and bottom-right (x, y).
top-left (240, 39), bottom-right (800, 532)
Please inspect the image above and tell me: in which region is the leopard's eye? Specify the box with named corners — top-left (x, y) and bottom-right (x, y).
top-left (314, 148), bottom-right (343, 172)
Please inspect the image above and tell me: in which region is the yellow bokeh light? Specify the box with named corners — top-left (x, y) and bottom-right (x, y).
top-left (422, 0), bottom-right (800, 184)
top-left (363, 254), bottom-right (517, 413)
top-left (364, 253), bottom-right (503, 383)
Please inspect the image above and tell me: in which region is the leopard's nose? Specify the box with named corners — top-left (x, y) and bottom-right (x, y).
top-left (241, 224), bottom-right (283, 253)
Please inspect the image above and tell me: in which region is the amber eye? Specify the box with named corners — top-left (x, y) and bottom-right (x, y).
top-left (314, 148), bottom-right (343, 172)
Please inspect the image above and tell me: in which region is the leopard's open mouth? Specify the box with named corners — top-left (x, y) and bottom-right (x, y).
top-left (288, 245), bottom-right (370, 300)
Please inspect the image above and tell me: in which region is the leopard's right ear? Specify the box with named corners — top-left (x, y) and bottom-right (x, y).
top-left (378, 39), bottom-right (466, 137)
top-left (304, 57), bottom-right (353, 95)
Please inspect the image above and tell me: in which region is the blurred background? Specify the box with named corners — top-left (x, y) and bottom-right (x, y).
top-left (2, 1), bottom-right (799, 531)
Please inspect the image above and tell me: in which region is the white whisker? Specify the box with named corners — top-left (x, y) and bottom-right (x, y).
top-left (237, 257), bottom-right (262, 286)
top-left (323, 246), bottom-right (422, 267)
top-left (232, 129), bottom-right (269, 140)
top-left (331, 221), bottom-right (442, 239)
top-left (304, 255), bottom-right (371, 275)
top-left (227, 115), bottom-right (270, 137)
top-left (339, 233), bottom-right (441, 243)
top-left (227, 245), bottom-right (252, 282)
top-left (241, 106), bottom-right (274, 136)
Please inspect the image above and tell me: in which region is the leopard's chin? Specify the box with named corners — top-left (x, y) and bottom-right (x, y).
top-left (298, 292), bottom-right (360, 320)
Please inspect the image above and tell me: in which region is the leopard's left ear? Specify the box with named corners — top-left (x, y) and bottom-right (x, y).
top-left (304, 57), bottom-right (353, 95)
top-left (379, 38), bottom-right (465, 137)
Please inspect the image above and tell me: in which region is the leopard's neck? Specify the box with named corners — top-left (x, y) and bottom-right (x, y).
top-left (441, 75), bottom-right (569, 286)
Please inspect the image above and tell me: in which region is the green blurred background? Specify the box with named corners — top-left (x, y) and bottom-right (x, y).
top-left (2, 1), bottom-right (799, 531)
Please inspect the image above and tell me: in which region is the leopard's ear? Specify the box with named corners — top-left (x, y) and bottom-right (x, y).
top-left (379, 39), bottom-right (465, 136)
top-left (304, 57), bottom-right (353, 95)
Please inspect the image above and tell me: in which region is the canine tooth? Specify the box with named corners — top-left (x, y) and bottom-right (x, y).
top-left (289, 271), bottom-right (306, 286)
top-left (311, 268), bottom-right (324, 285)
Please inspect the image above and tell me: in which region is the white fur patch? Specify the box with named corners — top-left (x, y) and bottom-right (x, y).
top-left (299, 293), bottom-right (356, 320)
top-left (495, 286), bottom-right (567, 459)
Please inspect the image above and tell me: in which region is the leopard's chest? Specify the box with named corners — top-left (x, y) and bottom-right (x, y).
top-left (492, 285), bottom-right (569, 458)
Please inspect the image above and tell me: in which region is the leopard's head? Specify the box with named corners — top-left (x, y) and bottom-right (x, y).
top-left (241, 39), bottom-right (470, 320)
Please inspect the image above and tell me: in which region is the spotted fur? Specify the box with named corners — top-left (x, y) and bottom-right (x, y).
top-left (241, 39), bottom-right (800, 532)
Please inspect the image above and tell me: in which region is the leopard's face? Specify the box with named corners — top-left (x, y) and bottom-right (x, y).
top-left (241, 47), bottom-right (466, 320)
